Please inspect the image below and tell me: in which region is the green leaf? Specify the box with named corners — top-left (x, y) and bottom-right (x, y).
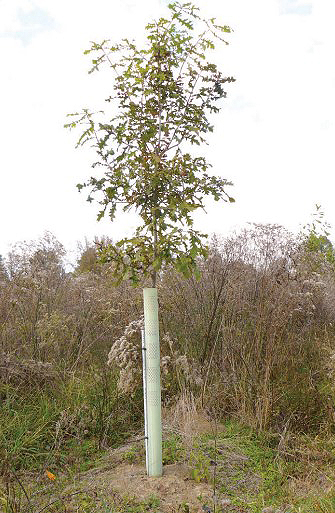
top-left (180, 202), bottom-right (198, 212)
top-left (152, 257), bottom-right (162, 271)
top-left (194, 267), bottom-right (201, 281)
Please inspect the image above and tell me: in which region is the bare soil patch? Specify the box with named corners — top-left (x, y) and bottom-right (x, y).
top-left (78, 462), bottom-right (213, 512)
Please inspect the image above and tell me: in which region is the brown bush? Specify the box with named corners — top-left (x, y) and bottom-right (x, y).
top-left (1, 226), bottom-right (334, 434)
top-left (159, 225), bottom-right (335, 432)
top-left (0, 352), bottom-right (56, 388)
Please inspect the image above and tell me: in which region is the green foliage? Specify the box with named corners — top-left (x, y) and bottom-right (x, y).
top-left (187, 424), bottom-right (335, 513)
top-left (307, 496), bottom-right (335, 513)
top-left (189, 444), bottom-right (210, 482)
top-left (306, 232), bottom-right (335, 267)
top-left (65, 2), bottom-right (235, 285)
top-left (302, 204), bottom-right (335, 270)
top-left (0, 369), bottom-right (142, 472)
top-left (1, 413), bottom-right (335, 512)
top-left (123, 445), bottom-right (139, 463)
top-left (162, 434), bottom-right (185, 464)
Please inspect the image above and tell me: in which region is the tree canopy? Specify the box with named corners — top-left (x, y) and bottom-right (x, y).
top-left (65, 1), bottom-right (235, 286)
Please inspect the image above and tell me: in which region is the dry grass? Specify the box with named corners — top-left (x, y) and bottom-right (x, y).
top-left (0, 352), bottom-right (57, 387)
top-left (1, 226), bottom-right (335, 491)
top-left (162, 391), bottom-right (214, 450)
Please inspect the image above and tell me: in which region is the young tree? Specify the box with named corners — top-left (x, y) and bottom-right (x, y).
top-left (65, 1), bottom-right (235, 286)
top-left (66, 1), bottom-right (235, 477)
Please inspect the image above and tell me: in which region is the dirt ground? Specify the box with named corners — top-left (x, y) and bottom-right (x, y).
top-left (61, 408), bottom-right (257, 512)
top-left (77, 461), bottom-right (215, 512)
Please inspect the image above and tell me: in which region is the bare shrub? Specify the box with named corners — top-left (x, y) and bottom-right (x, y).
top-left (1, 226), bottom-right (334, 436)
top-left (0, 233), bottom-right (143, 373)
top-left (0, 352), bottom-right (56, 388)
top-left (159, 224), bottom-right (335, 432)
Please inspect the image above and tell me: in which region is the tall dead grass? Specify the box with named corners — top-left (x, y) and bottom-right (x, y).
top-left (159, 224), bottom-right (335, 433)
top-left (1, 225), bottom-right (334, 442)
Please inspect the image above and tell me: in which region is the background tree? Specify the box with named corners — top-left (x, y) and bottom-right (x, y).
top-left (65, 1), bottom-right (235, 286)
top-left (302, 204), bottom-right (335, 270)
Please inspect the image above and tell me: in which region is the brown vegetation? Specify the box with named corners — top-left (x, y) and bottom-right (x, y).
top-left (1, 225), bottom-right (335, 435)
top-left (1, 224), bottom-right (335, 512)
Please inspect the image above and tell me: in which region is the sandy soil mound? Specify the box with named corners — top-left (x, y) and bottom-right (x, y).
top-left (78, 462), bottom-right (214, 512)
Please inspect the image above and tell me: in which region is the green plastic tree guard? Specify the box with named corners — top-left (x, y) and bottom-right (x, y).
top-left (143, 288), bottom-right (162, 477)
top-left (141, 328), bottom-right (149, 474)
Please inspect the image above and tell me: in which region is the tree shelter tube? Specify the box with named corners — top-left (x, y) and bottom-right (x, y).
top-left (143, 288), bottom-right (162, 477)
top-left (141, 328), bottom-right (149, 474)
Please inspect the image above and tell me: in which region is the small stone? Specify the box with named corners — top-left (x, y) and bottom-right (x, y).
top-left (202, 506), bottom-right (212, 513)
top-left (221, 498), bottom-right (232, 506)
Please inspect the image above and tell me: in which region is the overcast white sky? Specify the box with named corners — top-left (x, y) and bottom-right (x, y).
top-left (0, 0), bottom-right (334, 262)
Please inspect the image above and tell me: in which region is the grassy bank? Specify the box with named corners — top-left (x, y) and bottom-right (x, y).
top-left (0, 367), bottom-right (143, 473)
top-left (1, 403), bottom-right (335, 512)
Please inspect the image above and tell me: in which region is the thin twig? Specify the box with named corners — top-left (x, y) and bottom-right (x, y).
top-left (10, 468), bottom-right (34, 513)
top-left (36, 491), bottom-right (82, 513)
top-left (201, 315), bottom-right (224, 408)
